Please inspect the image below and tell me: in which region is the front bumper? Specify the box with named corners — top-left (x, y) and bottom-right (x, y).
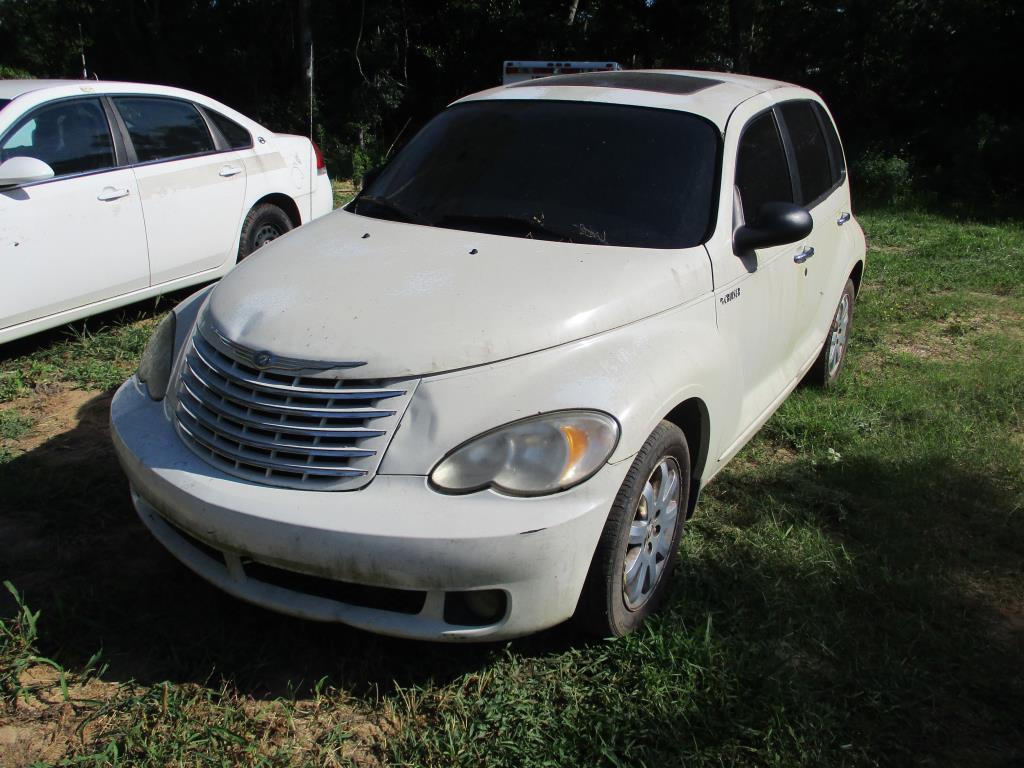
top-left (110, 378), bottom-right (628, 641)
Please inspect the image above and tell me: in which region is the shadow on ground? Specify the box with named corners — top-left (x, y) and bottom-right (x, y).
top-left (0, 391), bottom-right (581, 698)
top-left (1, 392), bottom-right (1021, 764)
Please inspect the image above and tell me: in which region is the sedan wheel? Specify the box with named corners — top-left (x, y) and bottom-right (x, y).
top-left (237, 203), bottom-right (294, 261)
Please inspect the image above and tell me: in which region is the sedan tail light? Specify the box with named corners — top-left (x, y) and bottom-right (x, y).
top-left (312, 141), bottom-right (327, 175)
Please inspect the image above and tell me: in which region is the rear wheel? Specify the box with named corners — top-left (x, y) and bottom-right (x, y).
top-left (237, 203), bottom-right (293, 261)
top-left (577, 421), bottom-right (690, 637)
top-left (806, 278), bottom-right (856, 387)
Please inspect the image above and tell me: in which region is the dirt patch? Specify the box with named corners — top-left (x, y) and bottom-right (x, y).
top-left (0, 385), bottom-right (109, 460)
top-left (0, 665), bottom-right (383, 767)
top-left (887, 305), bottom-right (1024, 361)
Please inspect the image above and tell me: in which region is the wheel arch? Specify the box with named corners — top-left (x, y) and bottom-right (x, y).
top-left (850, 259), bottom-right (865, 295)
top-left (250, 193), bottom-right (302, 228)
top-left (661, 396), bottom-right (710, 518)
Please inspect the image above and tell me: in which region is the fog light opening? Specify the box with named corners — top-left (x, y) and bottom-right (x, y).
top-left (443, 590), bottom-right (508, 627)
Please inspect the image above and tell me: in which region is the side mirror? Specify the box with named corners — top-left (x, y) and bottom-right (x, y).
top-left (361, 166), bottom-right (382, 190)
top-left (0, 156), bottom-right (55, 187)
top-left (733, 201), bottom-right (812, 254)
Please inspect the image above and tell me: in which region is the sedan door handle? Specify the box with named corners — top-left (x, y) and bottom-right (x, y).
top-left (794, 246), bottom-right (815, 264)
top-left (219, 165), bottom-right (243, 177)
top-left (97, 186), bottom-right (130, 201)
top-left (837, 212), bottom-right (851, 226)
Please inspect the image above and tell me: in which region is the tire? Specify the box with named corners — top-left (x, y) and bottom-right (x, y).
top-left (577, 421), bottom-right (691, 638)
top-left (806, 278), bottom-right (856, 387)
top-left (237, 203), bottom-right (293, 261)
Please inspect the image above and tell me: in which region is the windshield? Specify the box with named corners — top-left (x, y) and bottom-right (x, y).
top-left (351, 100), bottom-right (720, 249)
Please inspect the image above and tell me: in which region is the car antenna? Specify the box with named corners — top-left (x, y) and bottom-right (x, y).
top-left (308, 39), bottom-right (314, 222)
top-left (78, 23), bottom-right (89, 79)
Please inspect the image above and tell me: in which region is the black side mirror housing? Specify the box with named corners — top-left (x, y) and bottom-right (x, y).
top-left (733, 202), bottom-right (812, 254)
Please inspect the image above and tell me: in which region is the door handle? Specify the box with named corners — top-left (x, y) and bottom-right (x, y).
top-left (97, 187), bottom-right (130, 201)
top-left (219, 165), bottom-right (243, 177)
top-left (794, 246), bottom-right (815, 264)
top-left (837, 212), bottom-right (851, 226)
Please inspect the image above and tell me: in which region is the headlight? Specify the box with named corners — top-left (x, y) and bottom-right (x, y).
top-left (430, 410), bottom-right (619, 496)
top-left (137, 312), bottom-right (176, 401)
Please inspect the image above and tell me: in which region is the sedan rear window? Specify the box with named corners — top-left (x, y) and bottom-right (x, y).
top-left (353, 100), bottom-right (720, 249)
top-left (114, 96), bottom-right (214, 163)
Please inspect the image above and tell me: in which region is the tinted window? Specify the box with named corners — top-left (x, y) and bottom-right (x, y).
top-left (735, 111), bottom-right (793, 222)
top-left (779, 101), bottom-right (833, 205)
top-left (354, 100), bottom-right (719, 249)
top-left (813, 102), bottom-right (846, 184)
top-left (0, 99), bottom-right (10, 111)
top-left (207, 109), bottom-right (252, 149)
top-left (0, 97), bottom-right (115, 177)
top-left (114, 97), bottom-right (213, 162)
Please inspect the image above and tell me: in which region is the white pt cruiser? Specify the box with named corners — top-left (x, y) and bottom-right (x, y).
top-left (111, 71), bottom-right (866, 641)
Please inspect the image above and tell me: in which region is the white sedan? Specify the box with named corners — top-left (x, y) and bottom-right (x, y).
top-left (0, 80), bottom-right (333, 344)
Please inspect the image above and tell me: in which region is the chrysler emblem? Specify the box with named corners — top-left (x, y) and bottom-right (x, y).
top-left (253, 351), bottom-right (274, 368)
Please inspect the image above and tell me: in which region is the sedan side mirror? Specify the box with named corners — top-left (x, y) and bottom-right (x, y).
top-left (0, 156), bottom-right (55, 188)
top-left (733, 201), bottom-right (812, 254)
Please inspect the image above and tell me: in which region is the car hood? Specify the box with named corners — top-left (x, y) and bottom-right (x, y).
top-left (204, 210), bottom-right (712, 378)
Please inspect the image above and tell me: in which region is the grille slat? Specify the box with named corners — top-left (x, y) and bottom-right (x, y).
top-left (177, 403), bottom-right (375, 458)
top-left (190, 339), bottom-right (405, 400)
top-left (178, 377), bottom-right (387, 438)
top-left (178, 421), bottom-right (369, 477)
top-left (173, 325), bottom-right (416, 490)
top-left (184, 360), bottom-right (396, 420)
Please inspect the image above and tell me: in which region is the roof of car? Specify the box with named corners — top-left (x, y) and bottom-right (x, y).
top-left (457, 69), bottom-right (804, 130)
top-left (0, 79), bottom-right (263, 132)
top-left (0, 79), bottom-right (91, 99)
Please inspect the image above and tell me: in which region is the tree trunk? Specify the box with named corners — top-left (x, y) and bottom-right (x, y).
top-left (567, 0), bottom-right (581, 26)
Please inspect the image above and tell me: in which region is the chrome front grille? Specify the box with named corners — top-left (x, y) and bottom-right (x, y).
top-left (173, 327), bottom-right (416, 490)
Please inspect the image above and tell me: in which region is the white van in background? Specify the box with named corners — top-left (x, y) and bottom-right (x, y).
top-left (502, 60), bottom-right (622, 85)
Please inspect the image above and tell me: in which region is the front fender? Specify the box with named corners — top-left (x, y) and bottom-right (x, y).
top-left (379, 292), bottom-right (738, 486)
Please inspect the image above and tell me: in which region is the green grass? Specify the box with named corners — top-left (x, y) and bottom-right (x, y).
top-left (0, 306), bottom-right (168, 401)
top-left (0, 207), bottom-right (1021, 766)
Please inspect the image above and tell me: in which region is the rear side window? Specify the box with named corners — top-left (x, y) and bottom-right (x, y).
top-left (814, 102), bottom-right (846, 184)
top-left (206, 109), bottom-right (252, 149)
top-left (779, 101), bottom-right (833, 206)
top-left (0, 97), bottom-right (115, 177)
top-left (114, 97), bottom-right (214, 162)
top-left (735, 110), bottom-right (793, 222)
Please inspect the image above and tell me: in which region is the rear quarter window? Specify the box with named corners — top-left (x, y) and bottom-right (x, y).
top-left (206, 109), bottom-right (252, 150)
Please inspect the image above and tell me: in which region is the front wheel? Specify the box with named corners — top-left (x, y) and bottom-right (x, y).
top-left (577, 421), bottom-right (691, 637)
top-left (237, 203), bottom-right (293, 261)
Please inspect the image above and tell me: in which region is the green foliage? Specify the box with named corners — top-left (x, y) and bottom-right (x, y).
top-left (851, 151), bottom-right (912, 207)
top-left (0, 304), bottom-right (165, 403)
top-left (0, 64), bottom-right (32, 79)
top-left (0, 0), bottom-right (1019, 207)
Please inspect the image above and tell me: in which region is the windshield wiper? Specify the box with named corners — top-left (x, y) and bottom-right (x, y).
top-left (354, 194), bottom-right (430, 225)
top-left (433, 213), bottom-right (605, 244)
